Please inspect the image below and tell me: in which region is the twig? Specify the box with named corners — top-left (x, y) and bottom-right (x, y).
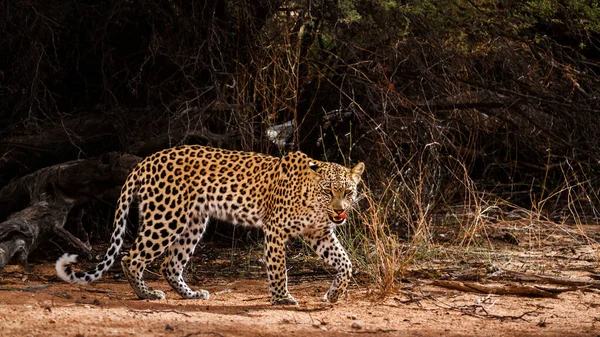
top-left (431, 297), bottom-right (538, 321)
top-left (0, 284), bottom-right (52, 292)
top-left (183, 332), bottom-right (225, 337)
top-left (393, 294), bottom-right (433, 306)
top-left (130, 308), bottom-right (193, 317)
top-left (294, 305), bottom-right (334, 312)
top-left (458, 307), bottom-right (538, 321)
top-left (241, 296), bottom-right (269, 302)
top-left (349, 329), bottom-right (398, 334)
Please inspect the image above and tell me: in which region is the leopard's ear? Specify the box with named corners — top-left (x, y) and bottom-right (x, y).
top-left (350, 162), bottom-right (365, 183)
top-left (308, 160), bottom-right (322, 177)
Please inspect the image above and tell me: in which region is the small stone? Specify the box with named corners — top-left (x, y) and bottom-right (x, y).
top-left (347, 314), bottom-right (358, 320)
top-left (320, 327), bottom-right (328, 331)
top-left (351, 321), bottom-right (363, 329)
top-left (165, 323), bottom-right (174, 331)
top-left (312, 323), bottom-right (320, 328)
top-left (49, 319), bottom-right (57, 324)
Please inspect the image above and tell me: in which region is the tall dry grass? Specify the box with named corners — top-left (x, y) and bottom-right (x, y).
top-left (224, 11), bottom-right (600, 297)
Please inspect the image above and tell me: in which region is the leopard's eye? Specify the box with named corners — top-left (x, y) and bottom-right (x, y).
top-left (344, 189), bottom-right (353, 197)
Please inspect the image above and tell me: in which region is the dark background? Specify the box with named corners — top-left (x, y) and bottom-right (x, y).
top-left (1, 0), bottom-right (600, 253)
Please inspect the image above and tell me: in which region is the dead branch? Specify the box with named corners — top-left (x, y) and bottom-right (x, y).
top-left (0, 152), bottom-right (140, 270)
top-left (428, 280), bottom-right (560, 298)
top-left (52, 227), bottom-right (92, 256)
top-left (492, 269), bottom-right (600, 290)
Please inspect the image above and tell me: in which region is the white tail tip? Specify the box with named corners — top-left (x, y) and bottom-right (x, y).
top-left (56, 253), bottom-right (87, 284)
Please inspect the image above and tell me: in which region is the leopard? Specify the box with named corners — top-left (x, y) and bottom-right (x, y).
top-left (56, 145), bottom-right (365, 305)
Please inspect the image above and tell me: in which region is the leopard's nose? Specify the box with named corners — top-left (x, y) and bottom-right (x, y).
top-left (334, 209), bottom-right (344, 215)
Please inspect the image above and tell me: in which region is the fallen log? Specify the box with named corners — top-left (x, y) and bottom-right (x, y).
top-left (428, 280), bottom-right (561, 298)
top-left (0, 152), bottom-right (140, 270)
top-left (492, 268), bottom-right (600, 290)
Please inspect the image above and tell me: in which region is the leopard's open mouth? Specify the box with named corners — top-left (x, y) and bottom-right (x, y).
top-left (329, 213), bottom-right (347, 224)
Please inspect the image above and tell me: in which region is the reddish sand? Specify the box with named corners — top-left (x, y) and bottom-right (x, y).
top-left (1, 262), bottom-right (599, 337)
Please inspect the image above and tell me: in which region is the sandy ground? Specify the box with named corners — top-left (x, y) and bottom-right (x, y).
top-left (1, 262), bottom-right (599, 337)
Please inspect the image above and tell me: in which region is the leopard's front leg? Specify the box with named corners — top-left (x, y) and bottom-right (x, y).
top-left (264, 226), bottom-right (297, 305)
top-left (306, 229), bottom-right (352, 303)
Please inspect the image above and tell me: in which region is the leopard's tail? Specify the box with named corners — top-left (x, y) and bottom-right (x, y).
top-left (56, 168), bottom-right (141, 285)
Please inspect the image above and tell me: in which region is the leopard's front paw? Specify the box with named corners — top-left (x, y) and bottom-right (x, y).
top-left (271, 295), bottom-right (298, 306)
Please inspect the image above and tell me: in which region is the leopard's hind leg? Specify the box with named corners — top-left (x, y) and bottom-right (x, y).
top-left (122, 218), bottom-right (183, 300)
top-left (160, 207), bottom-right (209, 299)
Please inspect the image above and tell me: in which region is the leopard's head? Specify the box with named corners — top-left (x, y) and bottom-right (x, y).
top-left (309, 160), bottom-right (365, 224)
